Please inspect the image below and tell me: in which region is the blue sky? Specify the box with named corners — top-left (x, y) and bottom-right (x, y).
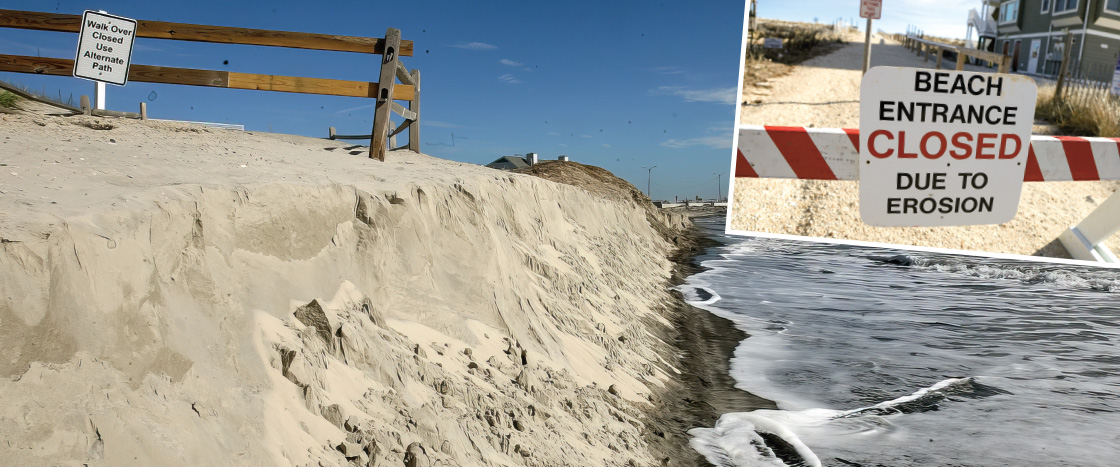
top-left (0, 0), bottom-right (745, 202)
top-left (760, 0), bottom-right (979, 40)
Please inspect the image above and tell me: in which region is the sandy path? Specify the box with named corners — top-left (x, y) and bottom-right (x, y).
top-left (730, 35), bottom-right (1120, 258)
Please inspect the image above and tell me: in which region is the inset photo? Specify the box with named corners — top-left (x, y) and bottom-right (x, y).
top-left (728, 0), bottom-right (1120, 262)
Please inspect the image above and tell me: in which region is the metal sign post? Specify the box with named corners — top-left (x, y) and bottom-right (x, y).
top-left (860, 0), bottom-right (882, 75)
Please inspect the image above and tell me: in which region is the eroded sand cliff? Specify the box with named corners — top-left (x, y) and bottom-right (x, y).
top-left (0, 114), bottom-right (708, 466)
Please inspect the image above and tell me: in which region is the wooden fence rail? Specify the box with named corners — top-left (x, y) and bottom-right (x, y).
top-left (903, 34), bottom-right (1011, 73)
top-left (0, 9), bottom-right (417, 160)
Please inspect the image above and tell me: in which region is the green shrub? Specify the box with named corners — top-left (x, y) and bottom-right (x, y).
top-left (0, 91), bottom-right (18, 109)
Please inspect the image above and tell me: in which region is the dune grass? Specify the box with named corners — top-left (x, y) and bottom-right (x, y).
top-left (1035, 83), bottom-right (1120, 138)
top-left (750, 20), bottom-right (846, 64)
top-left (0, 91), bottom-right (18, 109)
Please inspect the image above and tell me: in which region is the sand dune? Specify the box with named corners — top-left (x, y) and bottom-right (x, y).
top-left (0, 114), bottom-right (704, 466)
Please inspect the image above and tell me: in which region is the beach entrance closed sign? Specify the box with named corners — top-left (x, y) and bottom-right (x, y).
top-left (859, 67), bottom-right (1037, 227)
top-left (72, 10), bottom-right (136, 86)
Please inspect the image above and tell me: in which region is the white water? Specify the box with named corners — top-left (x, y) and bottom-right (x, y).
top-left (684, 229), bottom-right (1120, 466)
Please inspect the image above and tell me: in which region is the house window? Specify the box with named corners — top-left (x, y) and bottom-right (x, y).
top-left (1000, 0), bottom-right (1020, 23)
top-left (1041, 0), bottom-right (1051, 12)
top-left (1107, 0), bottom-right (1120, 13)
top-left (1054, 0), bottom-right (1079, 13)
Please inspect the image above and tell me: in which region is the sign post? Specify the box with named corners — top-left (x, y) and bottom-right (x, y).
top-left (860, 0), bottom-right (882, 75)
top-left (858, 67), bottom-right (1037, 227)
top-left (72, 10), bottom-right (137, 87)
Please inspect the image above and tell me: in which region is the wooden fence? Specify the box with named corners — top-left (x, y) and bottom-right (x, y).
top-left (0, 9), bottom-right (417, 161)
top-left (903, 35), bottom-right (1012, 73)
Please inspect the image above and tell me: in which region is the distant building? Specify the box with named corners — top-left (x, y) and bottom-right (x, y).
top-left (485, 152), bottom-right (570, 170)
top-left (486, 156), bottom-right (531, 170)
top-left (990, 0), bottom-right (1120, 80)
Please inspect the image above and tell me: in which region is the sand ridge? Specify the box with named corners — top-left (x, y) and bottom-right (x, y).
top-left (0, 113), bottom-right (700, 466)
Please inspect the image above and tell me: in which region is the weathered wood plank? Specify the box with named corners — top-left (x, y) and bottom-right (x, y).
top-left (0, 54), bottom-right (228, 86)
top-left (390, 101), bottom-right (416, 121)
top-left (0, 9), bottom-right (413, 56)
top-left (0, 54), bottom-right (414, 99)
top-left (228, 72), bottom-right (413, 100)
top-left (395, 61), bottom-right (414, 85)
top-left (389, 119), bottom-right (410, 137)
top-left (370, 28), bottom-right (400, 161)
top-left (408, 68), bottom-right (420, 152)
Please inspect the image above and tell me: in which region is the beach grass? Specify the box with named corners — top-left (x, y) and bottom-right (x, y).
top-left (750, 20), bottom-right (845, 64)
top-left (1, 80), bottom-right (77, 109)
top-left (1035, 83), bottom-right (1120, 138)
top-left (0, 91), bottom-right (19, 109)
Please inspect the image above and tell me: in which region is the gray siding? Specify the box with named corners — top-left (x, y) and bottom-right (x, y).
top-left (1076, 34), bottom-right (1120, 80)
top-left (1021, 0), bottom-right (1054, 33)
top-left (1091, 1), bottom-right (1120, 35)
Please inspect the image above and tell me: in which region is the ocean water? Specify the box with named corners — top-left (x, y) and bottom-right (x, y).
top-left (683, 225), bottom-right (1120, 466)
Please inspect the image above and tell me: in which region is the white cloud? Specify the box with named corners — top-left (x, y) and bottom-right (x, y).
top-left (499, 59), bottom-right (523, 66)
top-left (660, 135), bottom-right (732, 150)
top-left (645, 66), bottom-right (685, 75)
top-left (602, 143), bottom-right (611, 148)
top-left (450, 42), bottom-right (497, 50)
top-left (498, 74), bottom-right (522, 84)
top-left (579, 134), bottom-right (593, 139)
top-left (653, 86), bottom-right (736, 105)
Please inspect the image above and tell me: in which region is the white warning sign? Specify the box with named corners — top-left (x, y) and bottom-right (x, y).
top-left (72, 10), bottom-right (137, 86)
top-left (859, 67), bottom-right (1037, 227)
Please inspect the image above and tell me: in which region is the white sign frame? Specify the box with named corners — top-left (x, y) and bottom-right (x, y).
top-left (860, 0), bottom-right (883, 20)
top-left (73, 10), bottom-right (137, 86)
top-left (859, 67), bottom-right (1037, 227)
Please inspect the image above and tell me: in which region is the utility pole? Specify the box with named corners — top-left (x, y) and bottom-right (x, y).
top-left (642, 166), bottom-right (657, 200)
top-left (714, 172), bottom-right (723, 202)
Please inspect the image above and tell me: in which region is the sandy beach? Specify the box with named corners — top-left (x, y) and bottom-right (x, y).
top-left (0, 113), bottom-right (751, 466)
top-left (731, 32), bottom-right (1120, 258)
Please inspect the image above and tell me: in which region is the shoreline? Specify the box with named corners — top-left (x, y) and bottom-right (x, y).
top-left (646, 216), bottom-right (777, 465)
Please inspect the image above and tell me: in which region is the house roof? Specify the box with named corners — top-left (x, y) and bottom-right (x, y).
top-left (486, 156), bottom-right (530, 169)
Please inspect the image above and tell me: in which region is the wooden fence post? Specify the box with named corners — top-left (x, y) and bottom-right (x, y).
top-left (1056, 31), bottom-right (1073, 101)
top-left (370, 28), bottom-right (401, 161)
top-left (408, 68), bottom-right (420, 152)
top-left (80, 95), bottom-right (90, 115)
top-left (956, 47), bottom-right (966, 70)
top-left (139, 102), bottom-right (147, 120)
top-left (936, 47), bottom-right (943, 69)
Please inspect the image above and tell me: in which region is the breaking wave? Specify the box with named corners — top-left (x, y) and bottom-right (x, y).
top-left (690, 377), bottom-right (1002, 467)
top-left (867, 254), bottom-right (1120, 292)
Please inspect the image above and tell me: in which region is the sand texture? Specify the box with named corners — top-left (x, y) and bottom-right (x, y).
top-left (731, 34), bottom-right (1120, 258)
top-left (0, 113), bottom-right (705, 466)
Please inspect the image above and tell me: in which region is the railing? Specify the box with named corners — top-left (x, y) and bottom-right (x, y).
top-left (903, 35), bottom-right (1011, 73)
top-left (0, 9), bottom-right (418, 161)
top-left (1059, 193), bottom-right (1120, 263)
